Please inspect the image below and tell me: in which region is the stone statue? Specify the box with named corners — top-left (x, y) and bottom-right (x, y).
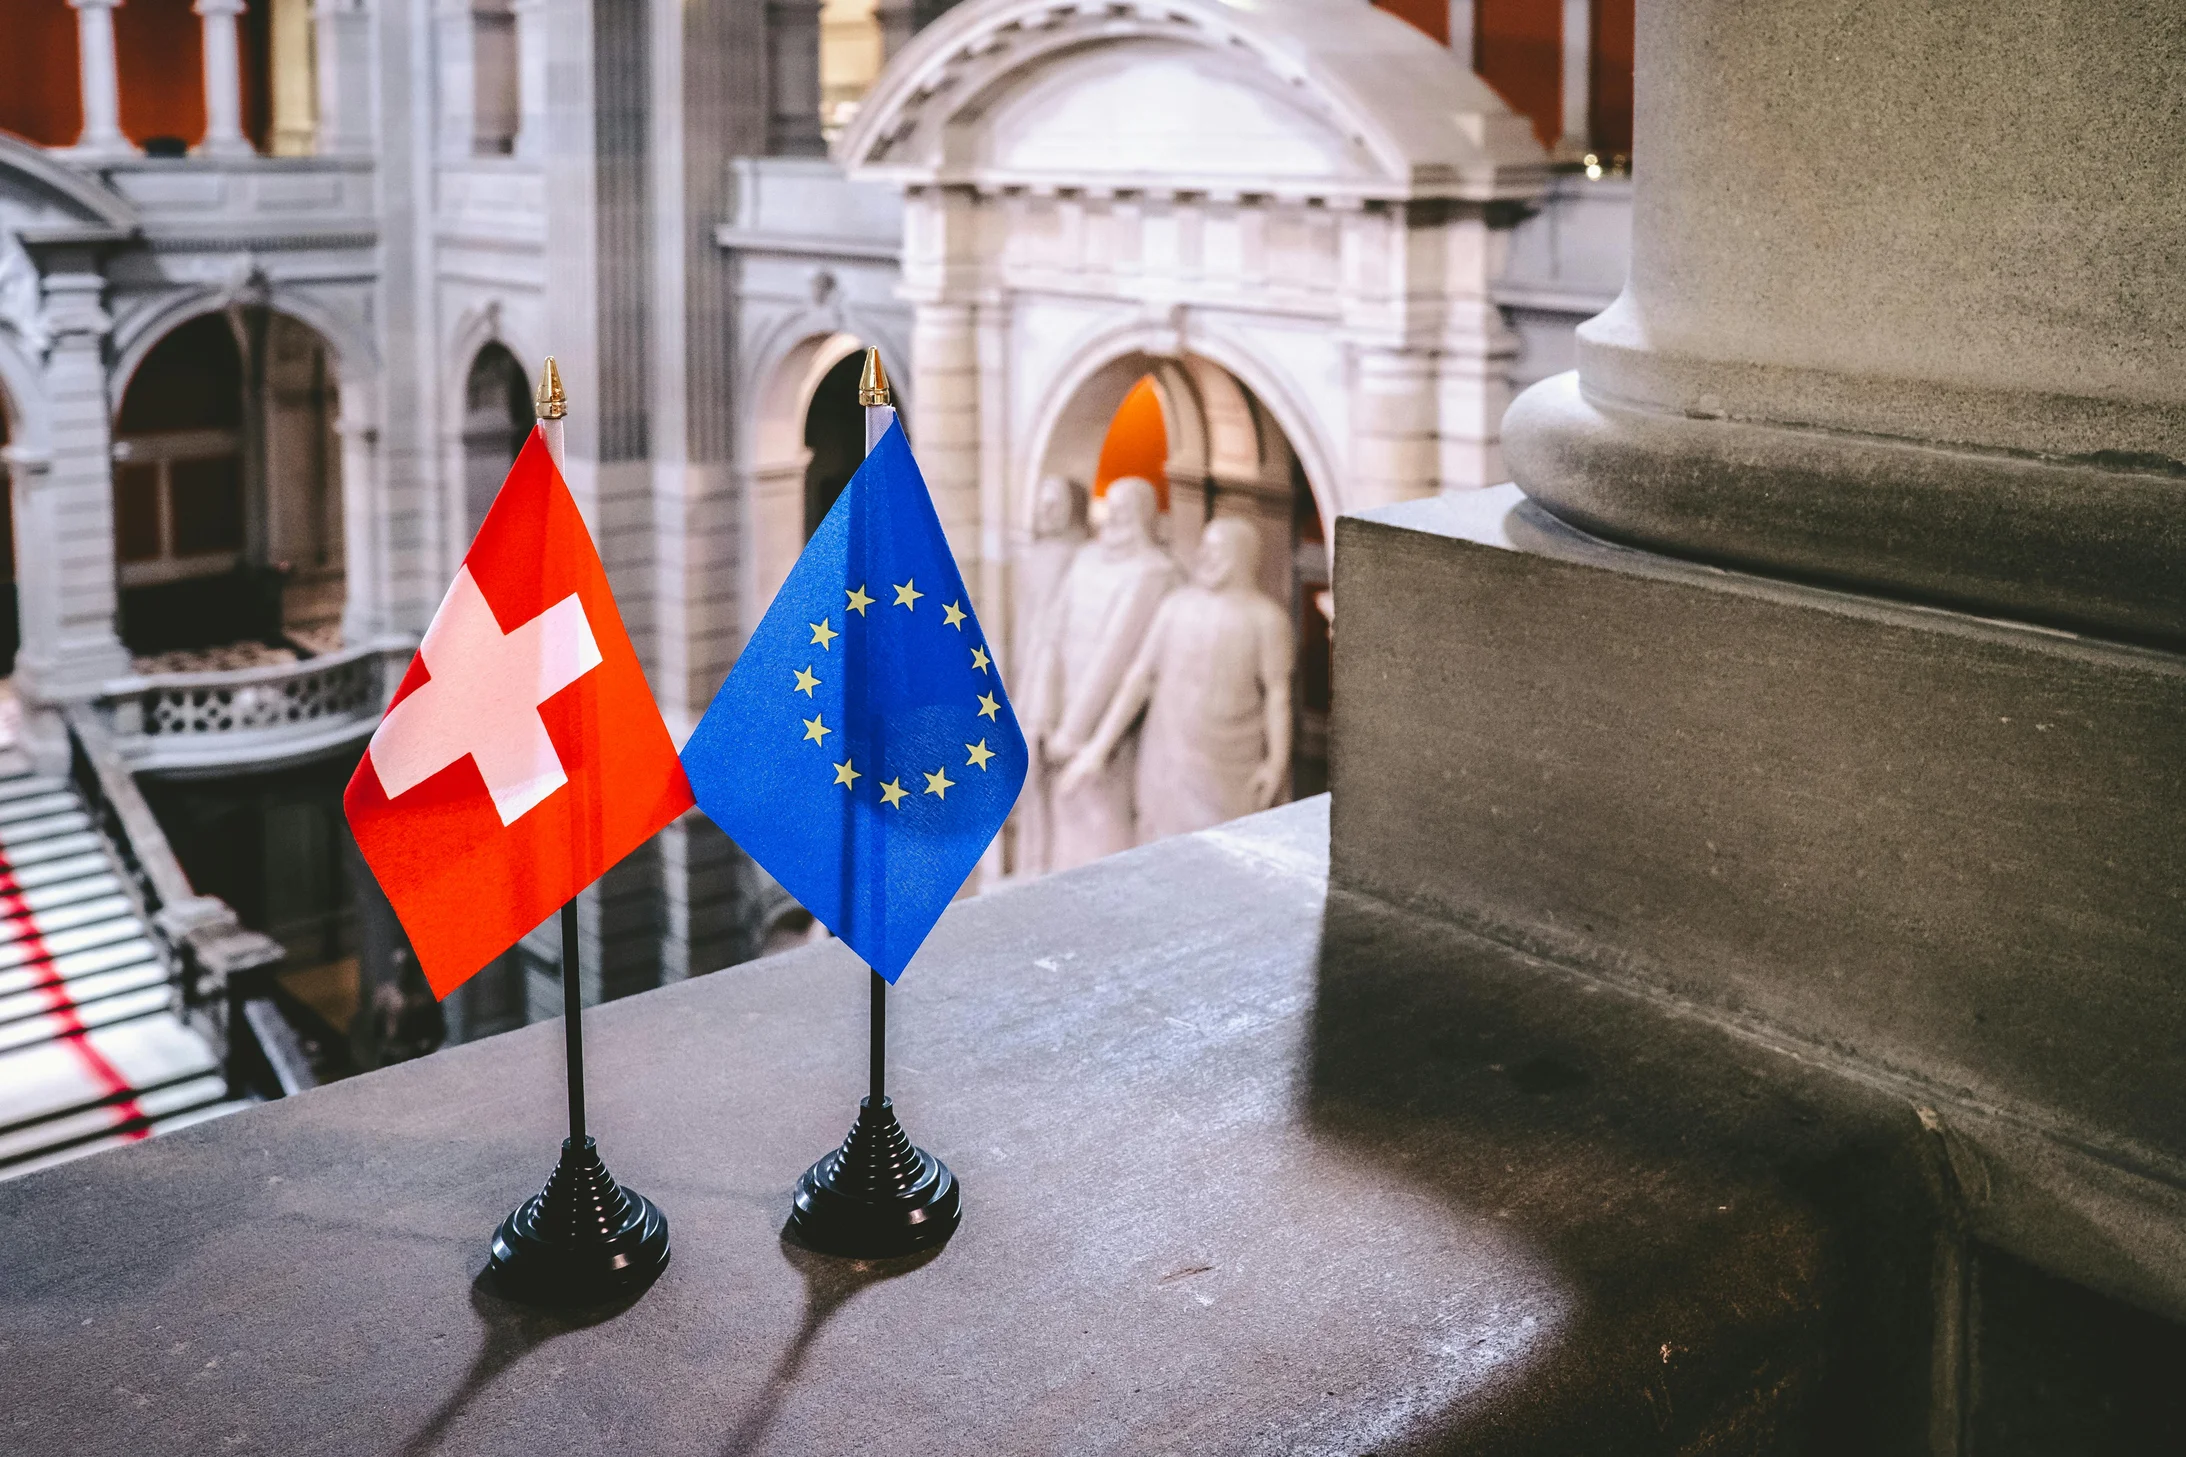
top-left (1011, 476), bottom-right (1089, 876)
top-left (1060, 517), bottom-right (1292, 844)
top-left (1021, 476), bottom-right (1180, 871)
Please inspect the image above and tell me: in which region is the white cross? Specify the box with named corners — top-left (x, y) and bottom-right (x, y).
top-left (368, 566), bottom-right (603, 826)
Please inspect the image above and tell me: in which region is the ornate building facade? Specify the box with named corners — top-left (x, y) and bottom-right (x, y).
top-left (0, 0), bottom-right (1631, 1154)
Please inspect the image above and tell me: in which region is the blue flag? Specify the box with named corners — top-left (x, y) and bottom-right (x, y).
top-left (681, 422), bottom-right (1028, 982)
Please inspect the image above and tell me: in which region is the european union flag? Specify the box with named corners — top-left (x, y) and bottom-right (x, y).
top-left (681, 422), bottom-right (1027, 982)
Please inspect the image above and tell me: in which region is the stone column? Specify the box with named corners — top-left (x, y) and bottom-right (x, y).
top-left (1446, 0), bottom-right (1473, 66)
top-left (312, 0), bottom-right (374, 155)
top-left (765, 0), bottom-right (825, 156)
top-left (66, 0), bottom-right (130, 158)
top-left (910, 300), bottom-right (980, 569)
top-left (1503, 0), bottom-right (2186, 646)
top-left (268, 0), bottom-right (318, 155)
top-left (876, 0), bottom-right (958, 60)
top-left (1554, 0), bottom-right (1591, 160)
top-left (194, 0), bottom-right (254, 156)
top-left (335, 406), bottom-right (386, 644)
top-left (12, 242), bottom-right (131, 709)
top-left (1347, 349), bottom-right (1439, 509)
top-left (432, 0), bottom-right (475, 158)
top-left (511, 0), bottom-right (549, 158)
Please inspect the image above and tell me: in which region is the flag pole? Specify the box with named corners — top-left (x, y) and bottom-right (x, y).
top-left (783, 348), bottom-right (963, 1259)
top-left (537, 360), bottom-right (587, 1152)
top-left (484, 357), bottom-right (670, 1305)
top-left (861, 357), bottom-right (893, 1117)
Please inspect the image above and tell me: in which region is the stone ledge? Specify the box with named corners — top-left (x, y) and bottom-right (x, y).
top-left (1333, 487), bottom-right (2186, 1324)
top-left (0, 800), bottom-right (1940, 1454)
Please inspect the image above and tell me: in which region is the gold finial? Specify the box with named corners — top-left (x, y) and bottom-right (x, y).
top-left (534, 356), bottom-right (566, 420)
top-left (857, 347), bottom-right (891, 407)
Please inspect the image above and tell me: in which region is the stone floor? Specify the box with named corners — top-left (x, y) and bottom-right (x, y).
top-left (0, 799), bottom-right (1955, 1455)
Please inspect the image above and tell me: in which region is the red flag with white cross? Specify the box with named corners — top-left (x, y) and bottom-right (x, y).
top-left (343, 430), bottom-right (693, 997)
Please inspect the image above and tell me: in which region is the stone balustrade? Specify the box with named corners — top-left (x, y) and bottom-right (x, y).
top-left (95, 638), bottom-right (411, 775)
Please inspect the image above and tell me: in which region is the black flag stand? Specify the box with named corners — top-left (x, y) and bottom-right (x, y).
top-left (783, 349), bottom-right (962, 1259)
top-left (784, 967), bottom-right (961, 1256)
top-left (484, 361), bottom-right (670, 1305)
top-left (486, 901), bottom-right (672, 1302)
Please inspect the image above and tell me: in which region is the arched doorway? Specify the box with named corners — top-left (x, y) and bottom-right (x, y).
top-left (1019, 352), bottom-right (1334, 862)
top-left (461, 343), bottom-right (532, 544)
top-left (802, 349), bottom-right (867, 538)
top-left (113, 308), bottom-right (344, 663)
top-left (746, 331), bottom-right (907, 626)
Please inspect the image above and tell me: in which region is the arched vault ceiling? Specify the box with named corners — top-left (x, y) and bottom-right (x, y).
top-left (840, 0), bottom-right (1548, 202)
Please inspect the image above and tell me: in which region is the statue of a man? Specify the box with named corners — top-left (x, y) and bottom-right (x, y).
top-left (1010, 477), bottom-right (1088, 876)
top-left (1021, 476), bottom-right (1180, 870)
top-left (1059, 517), bottom-right (1292, 844)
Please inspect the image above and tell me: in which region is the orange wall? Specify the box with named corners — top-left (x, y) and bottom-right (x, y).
top-left (0, 0), bottom-right (84, 147)
top-left (1373, 0), bottom-right (1447, 47)
top-left (1590, 0), bottom-right (1634, 156)
top-left (1475, 0), bottom-right (1562, 150)
top-left (116, 0), bottom-right (209, 147)
top-left (1093, 377), bottom-right (1170, 514)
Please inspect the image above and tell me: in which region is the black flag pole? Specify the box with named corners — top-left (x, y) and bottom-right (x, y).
top-left (783, 350), bottom-right (962, 1259)
top-left (483, 360), bottom-right (670, 1305)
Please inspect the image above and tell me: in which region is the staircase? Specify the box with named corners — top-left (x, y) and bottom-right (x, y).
top-left (0, 746), bottom-right (247, 1179)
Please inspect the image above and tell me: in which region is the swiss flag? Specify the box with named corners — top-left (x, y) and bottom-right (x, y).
top-left (344, 430), bottom-right (693, 997)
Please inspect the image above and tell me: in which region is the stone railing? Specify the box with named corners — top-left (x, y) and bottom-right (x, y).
top-left (96, 638), bottom-right (412, 776)
top-left (63, 707), bottom-right (285, 1089)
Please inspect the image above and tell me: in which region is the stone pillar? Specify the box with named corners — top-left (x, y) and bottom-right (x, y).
top-left (1554, 0), bottom-right (1591, 160)
top-left (1446, 0), bottom-right (1473, 66)
top-left (12, 242), bottom-right (131, 709)
top-left (1503, 0), bottom-right (2186, 646)
top-left (433, 0), bottom-right (476, 158)
top-left (335, 406), bottom-right (385, 644)
top-left (268, 0), bottom-right (318, 155)
top-left (66, 0), bottom-right (130, 158)
top-left (1348, 349), bottom-right (1438, 509)
top-left (765, 0), bottom-right (825, 156)
top-left (909, 300), bottom-right (980, 569)
top-left (512, 0), bottom-right (548, 158)
top-left (876, 0), bottom-right (958, 60)
top-left (194, 0), bottom-right (254, 156)
top-left (312, 0), bottom-right (375, 156)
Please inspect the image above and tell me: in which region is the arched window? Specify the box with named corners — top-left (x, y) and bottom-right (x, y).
top-left (802, 350), bottom-right (867, 540)
top-left (462, 344), bottom-right (533, 542)
top-left (115, 310), bottom-right (344, 661)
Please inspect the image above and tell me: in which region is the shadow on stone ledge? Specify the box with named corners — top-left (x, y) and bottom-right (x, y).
top-left (1304, 885), bottom-right (1944, 1454)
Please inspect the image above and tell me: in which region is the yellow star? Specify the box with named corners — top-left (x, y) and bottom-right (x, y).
top-left (802, 713), bottom-right (830, 744)
top-left (976, 692), bottom-right (1000, 721)
top-left (878, 778), bottom-right (908, 808)
top-left (970, 645), bottom-right (990, 672)
top-left (942, 601), bottom-right (967, 629)
top-left (809, 619), bottom-right (836, 650)
top-left (965, 739), bottom-right (995, 771)
top-left (832, 758), bottom-right (860, 788)
top-left (923, 767), bottom-right (955, 799)
top-left (893, 580), bottom-right (923, 610)
top-left (845, 584), bottom-right (874, 616)
top-left (792, 666), bottom-right (820, 697)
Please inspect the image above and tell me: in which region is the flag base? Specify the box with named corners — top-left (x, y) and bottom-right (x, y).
top-left (785, 1096), bottom-right (961, 1258)
top-left (487, 1136), bottom-right (670, 1305)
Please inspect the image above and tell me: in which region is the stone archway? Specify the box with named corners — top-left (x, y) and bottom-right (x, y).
top-left (744, 329), bottom-right (911, 630)
top-left (840, 0), bottom-right (1546, 689)
top-left (1028, 350), bottom-right (1334, 808)
top-left (111, 306), bottom-right (346, 663)
top-left (459, 342), bottom-right (532, 546)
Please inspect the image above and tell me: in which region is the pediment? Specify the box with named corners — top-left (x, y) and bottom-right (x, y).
top-left (842, 0), bottom-right (1549, 203)
top-left (956, 40), bottom-right (1375, 190)
top-left (0, 135), bottom-right (139, 232)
